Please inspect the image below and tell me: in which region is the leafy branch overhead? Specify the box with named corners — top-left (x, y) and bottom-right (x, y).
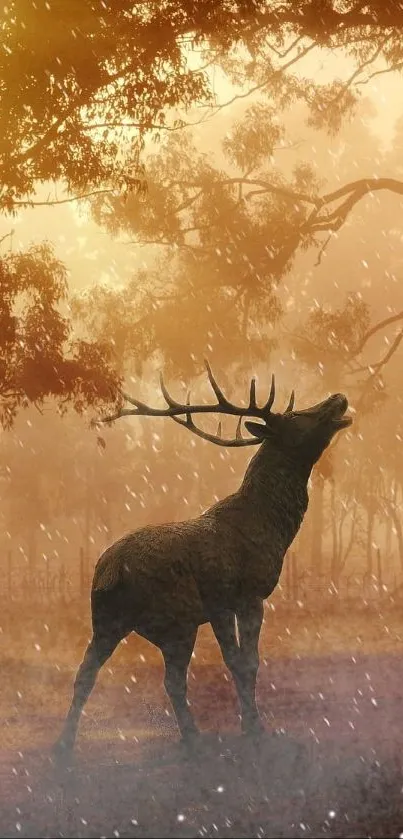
top-left (79, 107), bottom-right (403, 377)
top-left (102, 144), bottom-right (403, 266)
top-left (2, 1), bottom-right (403, 417)
top-left (4, 1), bottom-right (403, 212)
top-left (2, 0), bottom-right (403, 621)
top-left (0, 243), bottom-right (120, 428)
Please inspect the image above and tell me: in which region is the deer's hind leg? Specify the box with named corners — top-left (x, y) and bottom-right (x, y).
top-left (53, 626), bottom-right (127, 761)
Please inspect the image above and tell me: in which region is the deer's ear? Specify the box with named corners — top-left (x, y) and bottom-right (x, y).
top-left (244, 421), bottom-right (274, 439)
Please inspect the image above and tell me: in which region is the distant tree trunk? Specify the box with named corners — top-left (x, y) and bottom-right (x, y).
top-left (366, 506), bottom-right (375, 580)
top-left (8, 549), bottom-right (12, 597)
top-left (80, 546), bottom-right (86, 598)
top-left (385, 502), bottom-right (392, 558)
top-left (341, 504), bottom-right (358, 573)
top-left (382, 496), bottom-right (403, 572)
top-left (310, 470), bottom-right (325, 576)
top-left (330, 480), bottom-right (338, 583)
top-left (384, 477), bottom-right (395, 557)
top-left (330, 501), bottom-right (356, 590)
top-left (377, 547), bottom-right (382, 596)
top-left (27, 528), bottom-right (37, 590)
top-left (101, 494), bottom-right (112, 540)
top-left (331, 464), bottom-right (361, 589)
top-left (84, 466), bottom-right (91, 565)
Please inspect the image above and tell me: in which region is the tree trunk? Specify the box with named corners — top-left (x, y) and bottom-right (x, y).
top-left (329, 481), bottom-right (339, 585)
top-left (8, 550), bottom-right (12, 598)
top-left (84, 466), bottom-right (91, 568)
top-left (27, 528), bottom-right (37, 592)
top-left (366, 506), bottom-right (374, 580)
top-left (310, 470), bottom-right (325, 576)
top-left (382, 497), bottom-right (403, 572)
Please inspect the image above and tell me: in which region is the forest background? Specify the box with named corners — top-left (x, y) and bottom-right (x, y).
top-left (2, 0), bottom-right (403, 610)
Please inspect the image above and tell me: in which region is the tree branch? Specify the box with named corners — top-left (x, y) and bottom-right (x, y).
top-left (205, 41), bottom-right (317, 118)
top-left (361, 329), bottom-right (403, 376)
top-left (12, 189), bottom-right (114, 208)
top-left (357, 61), bottom-right (403, 85)
top-left (353, 311), bottom-right (403, 357)
top-left (123, 237), bottom-right (205, 253)
top-left (318, 36), bottom-right (392, 114)
top-left (81, 112), bottom-right (214, 133)
top-left (167, 176), bottom-right (318, 206)
top-left (314, 233), bottom-right (332, 265)
top-left (321, 177), bottom-right (403, 206)
top-left (355, 329), bottom-right (403, 410)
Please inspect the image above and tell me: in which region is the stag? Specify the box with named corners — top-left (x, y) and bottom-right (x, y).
top-left (54, 363), bottom-right (352, 758)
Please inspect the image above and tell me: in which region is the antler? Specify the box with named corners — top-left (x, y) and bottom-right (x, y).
top-left (99, 360), bottom-right (295, 447)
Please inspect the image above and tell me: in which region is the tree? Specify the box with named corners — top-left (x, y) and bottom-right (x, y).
top-left (4, 1), bottom-right (403, 213)
top-left (4, 1), bottom-right (403, 391)
top-left (3, 0), bottom-right (403, 600)
top-left (0, 240), bottom-right (120, 427)
top-left (73, 98), bottom-right (403, 375)
top-left (65, 74), bottom-right (403, 594)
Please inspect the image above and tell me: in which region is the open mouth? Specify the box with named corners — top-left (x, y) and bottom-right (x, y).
top-left (330, 395), bottom-right (353, 429)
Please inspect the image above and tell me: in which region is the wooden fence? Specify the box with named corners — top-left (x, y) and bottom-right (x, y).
top-left (3, 546), bottom-right (92, 604)
top-left (2, 546), bottom-right (398, 608)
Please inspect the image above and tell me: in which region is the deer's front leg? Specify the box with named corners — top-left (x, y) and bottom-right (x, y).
top-left (236, 597), bottom-right (264, 736)
top-left (210, 599), bottom-right (264, 736)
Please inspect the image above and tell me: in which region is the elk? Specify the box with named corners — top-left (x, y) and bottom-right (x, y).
top-left (53, 363), bottom-right (352, 759)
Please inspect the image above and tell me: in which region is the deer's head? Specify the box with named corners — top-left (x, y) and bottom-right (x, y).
top-left (245, 392), bottom-right (352, 471)
top-left (101, 361), bottom-right (352, 474)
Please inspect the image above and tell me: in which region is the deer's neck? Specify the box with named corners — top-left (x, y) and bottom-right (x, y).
top-left (238, 440), bottom-right (310, 549)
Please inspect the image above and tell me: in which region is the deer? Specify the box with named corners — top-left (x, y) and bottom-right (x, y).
top-left (53, 362), bottom-right (352, 760)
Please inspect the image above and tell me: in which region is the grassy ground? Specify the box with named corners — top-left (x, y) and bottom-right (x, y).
top-left (1, 600), bottom-right (403, 838)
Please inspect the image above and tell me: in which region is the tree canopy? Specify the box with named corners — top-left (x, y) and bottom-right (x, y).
top-left (3, 1), bottom-right (403, 594)
top-left (3, 0), bottom-right (403, 422)
top-left (3, 1), bottom-right (403, 211)
top-left (0, 241), bottom-right (120, 427)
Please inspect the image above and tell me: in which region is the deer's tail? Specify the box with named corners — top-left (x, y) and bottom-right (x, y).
top-left (90, 549), bottom-right (129, 638)
top-left (92, 546), bottom-right (124, 593)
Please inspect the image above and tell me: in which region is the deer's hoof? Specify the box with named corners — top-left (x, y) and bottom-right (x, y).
top-left (180, 728), bottom-right (202, 755)
top-left (51, 737), bottom-right (75, 768)
top-left (241, 718), bottom-right (266, 741)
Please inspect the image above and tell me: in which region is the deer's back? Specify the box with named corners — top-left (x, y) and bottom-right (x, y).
top-left (92, 513), bottom-right (244, 611)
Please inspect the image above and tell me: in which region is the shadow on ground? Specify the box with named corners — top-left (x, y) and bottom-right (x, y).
top-left (2, 647), bottom-right (403, 838)
top-left (1, 730), bottom-right (403, 838)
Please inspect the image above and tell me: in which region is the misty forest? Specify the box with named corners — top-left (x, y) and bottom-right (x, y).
top-left (2, 2), bottom-right (403, 838)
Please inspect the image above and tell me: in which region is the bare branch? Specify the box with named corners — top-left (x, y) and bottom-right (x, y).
top-left (12, 189), bottom-right (114, 208)
top-left (203, 41), bottom-right (318, 119)
top-left (321, 177), bottom-right (403, 207)
top-left (318, 36), bottom-right (391, 114)
top-left (357, 61), bottom-right (403, 85)
top-left (172, 189), bottom-right (205, 216)
top-left (0, 229), bottom-right (14, 248)
top-left (310, 187), bottom-right (368, 232)
top-left (367, 329), bottom-right (403, 375)
top-left (123, 238), bottom-right (205, 253)
top-left (353, 311), bottom-right (403, 357)
top-left (81, 110), bottom-right (215, 134)
top-left (355, 329), bottom-right (403, 409)
top-left (167, 176), bottom-right (318, 206)
top-left (264, 35), bottom-right (304, 59)
top-left (314, 233), bottom-right (332, 266)
top-left (165, 178), bottom-right (403, 242)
